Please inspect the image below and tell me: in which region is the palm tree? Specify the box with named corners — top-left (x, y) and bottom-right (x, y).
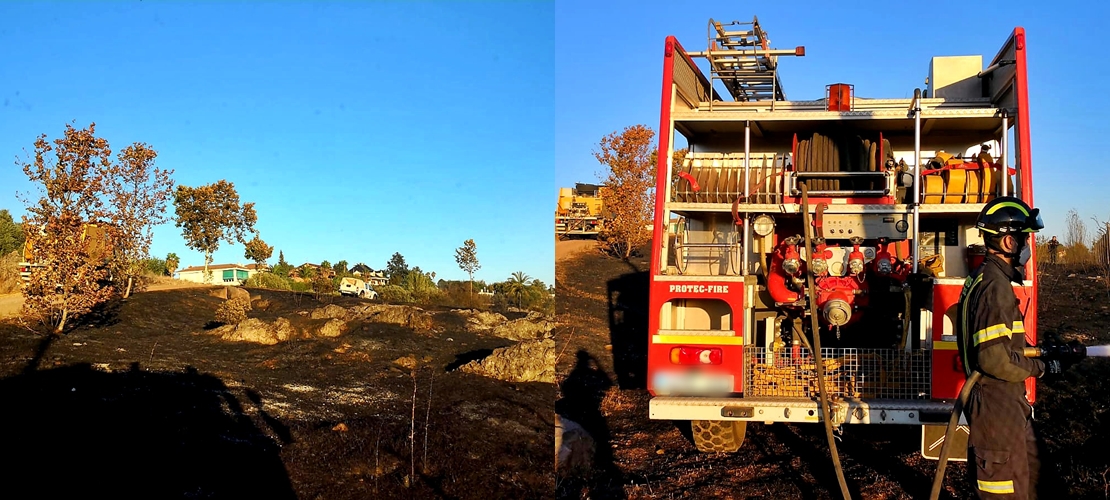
top-left (166, 252), bottom-right (180, 277)
top-left (506, 271), bottom-right (531, 309)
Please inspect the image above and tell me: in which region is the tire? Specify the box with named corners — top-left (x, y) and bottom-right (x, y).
top-left (691, 420), bottom-right (747, 453)
top-left (358, 291), bottom-right (366, 298)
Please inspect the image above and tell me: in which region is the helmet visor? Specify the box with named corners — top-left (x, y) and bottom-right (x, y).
top-left (1026, 208), bottom-right (1044, 232)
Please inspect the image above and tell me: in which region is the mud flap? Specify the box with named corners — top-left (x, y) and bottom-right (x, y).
top-left (921, 424), bottom-right (969, 461)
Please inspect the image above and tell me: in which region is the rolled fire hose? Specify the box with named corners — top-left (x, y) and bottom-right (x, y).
top-left (930, 344), bottom-right (1110, 499)
top-left (800, 183), bottom-right (854, 500)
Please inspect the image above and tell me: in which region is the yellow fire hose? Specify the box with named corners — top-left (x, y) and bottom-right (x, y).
top-left (930, 346), bottom-right (1095, 499)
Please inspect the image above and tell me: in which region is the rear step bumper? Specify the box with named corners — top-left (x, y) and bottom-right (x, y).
top-left (650, 396), bottom-right (967, 426)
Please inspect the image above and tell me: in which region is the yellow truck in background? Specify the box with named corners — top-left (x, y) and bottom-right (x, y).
top-left (19, 221), bottom-right (116, 285)
top-left (555, 183), bottom-right (609, 239)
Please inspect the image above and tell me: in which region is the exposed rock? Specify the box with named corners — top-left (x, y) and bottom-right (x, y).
top-left (252, 299), bottom-right (272, 312)
top-left (348, 304), bottom-right (434, 332)
top-left (458, 338), bottom-right (555, 383)
top-left (228, 286), bottom-right (251, 306)
top-left (209, 286), bottom-right (252, 311)
top-left (210, 317), bottom-right (299, 345)
top-left (490, 312), bottom-right (555, 341)
top-left (454, 309), bottom-right (508, 332)
top-left (315, 318), bottom-right (346, 338)
top-left (272, 317), bottom-right (297, 342)
top-left (310, 304), bottom-right (348, 320)
top-left (555, 414), bottom-right (594, 475)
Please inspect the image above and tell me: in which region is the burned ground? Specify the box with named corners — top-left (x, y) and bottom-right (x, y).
top-left (0, 287), bottom-right (554, 500)
top-left (555, 241), bottom-right (1110, 499)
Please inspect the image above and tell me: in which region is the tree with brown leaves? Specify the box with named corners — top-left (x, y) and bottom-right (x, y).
top-left (173, 181), bottom-right (257, 284)
top-left (244, 235), bottom-right (273, 272)
top-left (16, 123), bottom-right (116, 333)
top-left (594, 124), bottom-right (657, 259)
top-left (104, 143), bottom-right (175, 298)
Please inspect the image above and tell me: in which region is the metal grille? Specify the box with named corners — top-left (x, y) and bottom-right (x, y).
top-left (743, 346), bottom-right (931, 400)
top-left (672, 52), bottom-right (710, 105)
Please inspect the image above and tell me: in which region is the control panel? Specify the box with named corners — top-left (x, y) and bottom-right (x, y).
top-left (821, 213), bottom-right (913, 240)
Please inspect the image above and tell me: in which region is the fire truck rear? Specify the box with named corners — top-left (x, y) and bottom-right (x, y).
top-left (646, 17), bottom-right (1038, 461)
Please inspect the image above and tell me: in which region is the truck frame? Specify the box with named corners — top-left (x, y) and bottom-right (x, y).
top-left (555, 183), bottom-right (608, 239)
top-left (19, 221), bottom-right (117, 286)
top-left (645, 17), bottom-right (1037, 461)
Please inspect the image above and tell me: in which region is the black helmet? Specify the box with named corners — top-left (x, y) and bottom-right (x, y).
top-left (976, 196), bottom-right (1044, 235)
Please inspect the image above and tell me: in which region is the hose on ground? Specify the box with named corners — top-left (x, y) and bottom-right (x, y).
top-left (929, 370), bottom-right (983, 500)
top-left (800, 183), bottom-right (853, 500)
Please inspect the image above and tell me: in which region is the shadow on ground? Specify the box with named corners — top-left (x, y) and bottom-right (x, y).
top-left (0, 362), bottom-right (295, 499)
top-left (555, 350), bottom-right (625, 500)
top-left (606, 268), bottom-right (649, 390)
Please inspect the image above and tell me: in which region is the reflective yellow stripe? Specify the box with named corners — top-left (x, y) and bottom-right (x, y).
top-left (1012, 320), bottom-right (1025, 333)
top-left (973, 324), bottom-right (1013, 345)
top-left (986, 201), bottom-right (1030, 216)
top-left (652, 335), bottom-right (745, 345)
top-left (978, 479), bottom-right (1015, 494)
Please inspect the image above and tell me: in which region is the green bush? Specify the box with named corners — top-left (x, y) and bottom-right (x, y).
top-left (312, 273), bottom-right (335, 296)
top-left (444, 288), bottom-right (489, 309)
top-left (244, 272), bottom-right (292, 291)
top-left (377, 284), bottom-right (414, 303)
top-left (143, 257), bottom-right (168, 276)
top-left (290, 280), bottom-right (311, 292)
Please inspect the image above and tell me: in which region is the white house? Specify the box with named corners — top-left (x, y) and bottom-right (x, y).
top-left (176, 263), bottom-right (266, 286)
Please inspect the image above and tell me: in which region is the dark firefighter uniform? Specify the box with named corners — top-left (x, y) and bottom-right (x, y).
top-left (956, 251), bottom-right (1045, 498)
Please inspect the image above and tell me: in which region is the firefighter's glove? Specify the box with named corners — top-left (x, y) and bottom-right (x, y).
top-left (1042, 359), bottom-right (1070, 377)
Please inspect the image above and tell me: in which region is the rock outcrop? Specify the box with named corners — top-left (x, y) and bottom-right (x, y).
top-left (490, 311), bottom-right (555, 341)
top-left (458, 338), bottom-right (555, 383)
top-left (213, 317), bottom-right (298, 345)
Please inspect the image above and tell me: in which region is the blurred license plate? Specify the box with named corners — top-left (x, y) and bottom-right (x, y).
top-left (653, 371), bottom-right (734, 395)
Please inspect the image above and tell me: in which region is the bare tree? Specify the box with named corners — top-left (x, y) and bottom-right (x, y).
top-left (454, 238), bottom-right (480, 295)
top-left (1065, 209), bottom-right (1088, 248)
top-left (173, 181), bottom-right (257, 283)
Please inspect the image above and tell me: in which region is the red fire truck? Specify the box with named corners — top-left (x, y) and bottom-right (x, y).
top-left (646, 17), bottom-right (1037, 461)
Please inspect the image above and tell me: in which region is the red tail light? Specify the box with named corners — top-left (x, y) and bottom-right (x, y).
top-left (670, 347), bottom-right (722, 365)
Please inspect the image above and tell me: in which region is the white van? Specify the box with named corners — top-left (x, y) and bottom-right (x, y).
top-left (339, 277), bottom-right (378, 299)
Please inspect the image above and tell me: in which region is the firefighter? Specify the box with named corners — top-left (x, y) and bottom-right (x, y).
top-left (1046, 236), bottom-right (1059, 265)
top-left (956, 197), bottom-right (1080, 499)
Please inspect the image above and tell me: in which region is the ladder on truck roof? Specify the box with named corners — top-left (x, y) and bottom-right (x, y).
top-left (687, 16), bottom-right (804, 105)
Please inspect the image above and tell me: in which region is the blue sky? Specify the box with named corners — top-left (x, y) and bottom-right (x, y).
top-left (1, 1), bottom-right (554, 285)
top-left (556, 0), bottom-right (1110, 242)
